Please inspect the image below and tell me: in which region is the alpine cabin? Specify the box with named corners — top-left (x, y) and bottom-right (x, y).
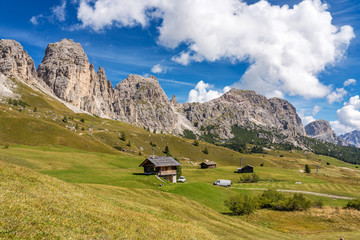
top-left (237, 165), bottom-right (254, 173)
top-left (139, 157), bottom-right (181, 183)
top-left (200, 161), bottom-right (217, 169)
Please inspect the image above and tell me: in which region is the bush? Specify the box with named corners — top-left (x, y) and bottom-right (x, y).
top-left (150, 141), bottom-right (156, 147)
top-left (62, 116), bottom-right (68, 123)
top-left (258, 189), bottom-right (285, 209)
top-left (273, 194), bottom-right (312, 211)
top-left (239, 173), bottom-right (260, 183)
top-left (305, 164), bottom-right (311, 173)
top-left (127, 140), bottom-right (131, 147)
top-left (33, 107), bottom-right (37, 112)
top-left (312, 199), bottom-right (324, 208)
top-left (3, 143), bottom-right (9, 149)
top-left (346, 199), bottom-right (360, 210)
top-left (326, 162), bottom-right (330, 165)
top-left (260, 163), bottom-right (264, 167)
top-left (80, 118), bottom-right (85, 123)
top-left (176, 165), bottom-right (182, 179)
top-left (193, 140), bottom-right (199, 146)
top-left (164, 145), bottom-right (171, 156)
top-left (225, 195), bottom-right (258, 215)
top-left (153, 129), bottom-right (156, 134)
top-left (203, 146), bottom-right (209, 154)
top-left (120, 131), bottom-right (126, 141)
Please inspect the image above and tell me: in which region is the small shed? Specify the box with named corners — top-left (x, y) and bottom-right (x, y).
top-left (237, 165), bottom-right (254, 173)
top-left (139, 156), bottom-right (181, 183)
top-left (200, 161), bottom-right (217, 169)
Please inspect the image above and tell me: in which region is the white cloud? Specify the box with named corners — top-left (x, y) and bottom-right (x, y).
top-left (335, 95), bottom-right (360, 130)
top-left (312, 105), bottom-right (321, 116)
top-left (327, 88), bottom-right (347, 104)
top-left (52, 0), bottom-right (67, 22)
top-left (344, 78), bottom-right (357, 87)
top-left (76, 0), bottom-right (354, 99)
top-left (298, 110), bottom-right (316, 126)
top-left (187, 80), bottom-right (230, 103)
top-left (30, 0), bottom-right (67, 25)
top-left (330, 120), bottom-right (354, 135)
top-left (151, 64), bottom-right (166, 74)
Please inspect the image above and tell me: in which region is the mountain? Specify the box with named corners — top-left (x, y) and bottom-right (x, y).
top-left (305, 120), bottom-right (348, 146)
top-left (340, 130), bottom-right (360, 148)
top-left (0, 38), bottom-right (306, 145)
top-left (179, 89), bottom-right (305, 145)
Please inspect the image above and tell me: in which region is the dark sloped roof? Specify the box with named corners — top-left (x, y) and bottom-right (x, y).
top-left (239, 164), bottom-right (253, 169)
top-left (139, 157), bottom-right (181, 167)
top-left (201, 161), bottom-right (216, 165)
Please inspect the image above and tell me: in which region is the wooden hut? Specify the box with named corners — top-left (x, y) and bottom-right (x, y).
top-left (237, 165), bottom-right (254, 173)
top-left (139, 157), bottom-right (181, 183)
top-left (200, 161), bottom-right (217, 169)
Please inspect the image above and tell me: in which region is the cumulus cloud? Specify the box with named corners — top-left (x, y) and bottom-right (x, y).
top-left (151, 64), bottom-right (167, 74)
top-left (188, 81), bottom-right (230, 103)
top-left (76, 0), bottom-right (354, 99)
top-left (327, 88), bottom-right (347, 104)
top-left (30, 0), bottom-right (67, 25)
top-left (298, 110), bottom-right (316, 126)
top-left (344, 78), bottom-right (357, 87)
top-left (313, 105), bottom-right (321, 116)
top-left (330, 120), bottom-right (355, 135)
top-left (335, 95), bottom-right (360, 130)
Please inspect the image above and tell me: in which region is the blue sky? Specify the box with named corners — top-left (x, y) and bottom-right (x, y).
top-left (1, 0), bottom-right (360, 134)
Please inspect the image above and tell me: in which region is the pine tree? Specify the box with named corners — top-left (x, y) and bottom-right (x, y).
top-left (305, 164), bottom-right (311, 173)
top-left (203, 146), bottom-right (209, 154)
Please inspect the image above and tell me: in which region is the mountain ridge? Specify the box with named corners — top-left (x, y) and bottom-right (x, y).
top-left (1, 38), bottom-right (307, 146)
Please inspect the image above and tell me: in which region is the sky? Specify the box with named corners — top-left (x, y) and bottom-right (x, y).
top-left (1, 0), bottom-right (360, 135)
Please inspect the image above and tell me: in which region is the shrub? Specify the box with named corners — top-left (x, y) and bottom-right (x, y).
top-left (120, 131), bottom-right (126, 141)
top-left (62, 116), bottom-right (68, 123)
top-left (346, 199), bottom-right (360, 210)
top-left (3, 143), bottom-right (9, 149)
top-left (75, 123), bottom-right (79, 130)
top-left (193, 140), bottom-right (199, 146)
top-left (153, 129), bottom-right (156, 134)
top-left (273, 194), bottom-right (312, 211)
top-left (164, 145), bottom-right (171, 156)
top-left (258, 189), bottom-right (286, 209)
top-left (176, 165), bottom-right (182, 179)
top-left (127, 140), bottom-right (131, 147)
top-left (260, 163), bottom-right (264, 167)
top-left (279, 155), bottom-right (284, 157)
top-left (33, 107), bottom-right (37, 112)
top-left (203, 146), bottom-right (209, 154)
top-left (326, 162), bottom-right (330, 165)
top-left (239, 173), bottom-right (260, 183)
top-left (305, 164), bottom-right (311, 173)
top-left (312, 199), bottom-right (324, 208)
top-left (150, 141), bottom-right (156, 147)
top-left (80, 118), bottom-right (85, 123)
top-left (138, 151), bottom-right (142, 156)
top-left (225, 195), bottom-right (258, 215)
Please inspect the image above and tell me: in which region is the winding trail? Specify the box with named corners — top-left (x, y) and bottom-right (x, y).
top-left (230, 187), bottom-right (356, 200)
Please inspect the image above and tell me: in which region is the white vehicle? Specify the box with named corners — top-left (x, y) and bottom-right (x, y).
top-left (213, 179), bottom-right (231, 187)
top-left (178, 176), bottom-right (186, 183)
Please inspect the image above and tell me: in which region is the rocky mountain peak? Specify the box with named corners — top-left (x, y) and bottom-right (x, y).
top-left (305, 120), bottom-right (332, 136)
top-left (0, 39), bottom-right (37, 83)
top-left (170, 95), bottom-right (178, 105)
top-left (340, 130), bottom-right (360, 147)
top-left (305, 120), bottom-right (348, 146)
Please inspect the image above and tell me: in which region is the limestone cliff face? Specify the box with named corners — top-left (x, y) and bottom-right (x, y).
top-left (113, 74), bottom-right (178, 132)
top-left (179, 89), bottom-right (305, 143)
top-left (0, 39), bottom-right (37, 84)
top-left (37, 39), bottom-right (115, 118)
top-left (305, 120), bottom-right (348, 146)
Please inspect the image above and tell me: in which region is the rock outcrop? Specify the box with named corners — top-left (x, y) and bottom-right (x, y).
top-left (305, 120), bottom-right (348, 146)
top-left (179, 89), bottom-right (305, 143)
top-left (0, 39), bottom-right (37, 84)
top-left (340, 130), bottom-right (360, 148)
top-left (37, 39), bottom-right (115, 118)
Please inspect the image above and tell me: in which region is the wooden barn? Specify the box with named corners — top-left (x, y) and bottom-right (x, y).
top-left (237, 165), bottom-right (254, 173)
top-left (139, 156), bottom-right (181, 183)
top-left (200, 161), bottom-right (217, 169)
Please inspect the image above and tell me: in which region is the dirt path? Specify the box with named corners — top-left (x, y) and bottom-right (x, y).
top-left (230, 187), bottom-right (355, 200)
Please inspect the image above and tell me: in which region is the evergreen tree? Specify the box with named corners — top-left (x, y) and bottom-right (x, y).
top-left (203, 146), bottom-right (209, 154)
top-left (305, 164), bottom-right (311, 173)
